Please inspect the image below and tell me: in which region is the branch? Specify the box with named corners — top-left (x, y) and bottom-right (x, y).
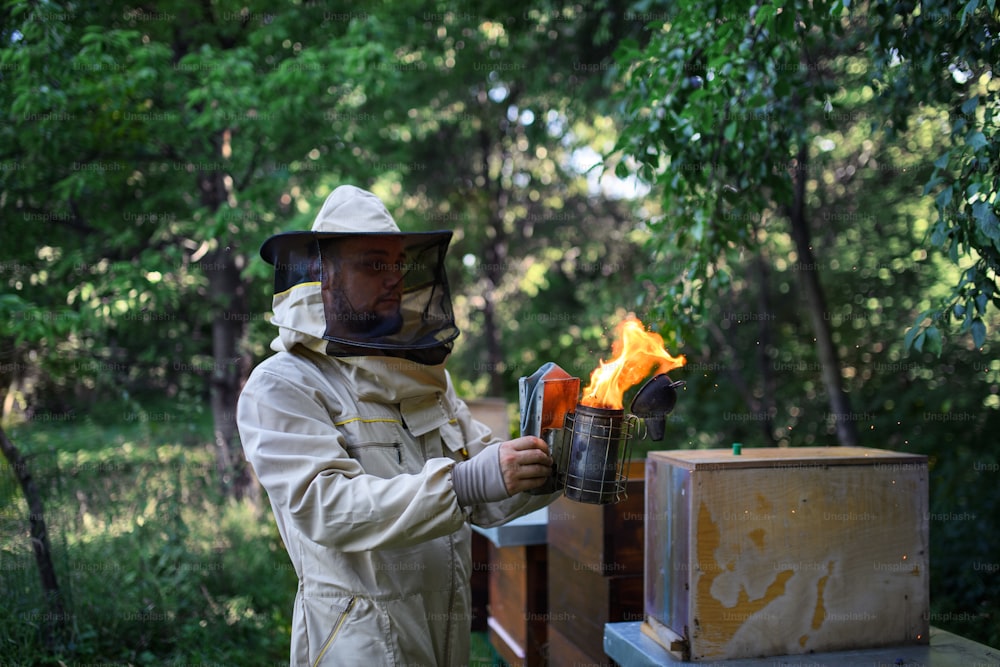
top-left (235, 143), bottom-right (263, 192)
top-left (705, 319), bottom-right (777, 444)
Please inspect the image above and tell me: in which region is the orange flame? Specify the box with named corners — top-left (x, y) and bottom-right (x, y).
top-left (580, 315), bottom-right (687, 410)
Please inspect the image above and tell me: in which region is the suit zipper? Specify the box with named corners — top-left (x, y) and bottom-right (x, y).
top-left (443, 532), bottom-right (456, 662)
top-left (312, 596), bottom-right (356, 667)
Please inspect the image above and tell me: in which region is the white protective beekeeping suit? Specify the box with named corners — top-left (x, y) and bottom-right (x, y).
top-left (237, 185), bottom-right (558, 666)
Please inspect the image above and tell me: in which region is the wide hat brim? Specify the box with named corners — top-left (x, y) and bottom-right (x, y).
top-left (260, 185), bottom-right (455, 265)
top-left (260, 229), bottom-right (453, 266)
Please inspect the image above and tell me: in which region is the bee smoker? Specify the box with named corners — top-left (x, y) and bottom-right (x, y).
top-left (562, 404), bottom-right (637, 504)
top-left (519, 364), bottom-right (683, 505)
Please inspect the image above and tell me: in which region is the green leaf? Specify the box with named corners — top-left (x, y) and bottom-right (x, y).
top-left (975, 292), bottom-right (988, 315)
top-left (755, 4), bottom-right (776, 26)
top-left (925, 325), bottom-right (943, 356)
top-left (960, 96), bottom-right (979, 115)
top-left (80, 28), bottom-right (106, 46)
top-left (972, 201), bottom-right (1000, 242)
top-left (935, 187), bottom-right (953, 210)
top-left (775, 6), bottom-right (796, 37)
top-left (970, 318), bottom-right (986, 347)
top-left (724, 122), bottom-right (737, 142)
top-left (933, 153), bottom-right (950, 169)
top-left (966, 131), bottom-right (987, 151)
top-left (960, 0), bottom-right (980, 27)
top-left (922, 175), bottom-right (943, 195)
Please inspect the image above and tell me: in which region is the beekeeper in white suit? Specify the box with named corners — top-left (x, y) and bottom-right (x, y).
top-left (237, 185), bottom-right (558, 666)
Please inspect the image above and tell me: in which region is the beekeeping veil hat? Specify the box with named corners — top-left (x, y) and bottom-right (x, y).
top-left (260, 185), bottom-right (459, 364)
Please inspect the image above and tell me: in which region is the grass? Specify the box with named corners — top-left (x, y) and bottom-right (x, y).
top-left (2, 407), bottom-right (293, 665)
top-left (471, 632), bottom-right (507, 666)
top-left (1, 401), bottom-right (508, 665)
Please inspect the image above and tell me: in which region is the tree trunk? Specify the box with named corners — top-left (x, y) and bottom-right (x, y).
top-left (198, 166), bottom-right (254, 501)
top-left (479, 126), bottom-right (508, 398)
top-left (787, 146), bottom-right (859, 446)
top-left (206, 245), bottom-right (254, 501)
top-left (752, 246), bottom-right (779, 442)
top-left (705, 320), bottom-right (777, 445)
top-left (0, 425), bottom-right (69, 650)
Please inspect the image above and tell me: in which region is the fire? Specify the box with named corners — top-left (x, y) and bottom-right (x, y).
top-left (580, 315), bottom-right (686, 410)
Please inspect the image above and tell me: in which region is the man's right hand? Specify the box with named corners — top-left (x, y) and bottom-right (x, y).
top-left (497, 436), bottom-right (553, 494)
top-left (451, 436), bottom-right (554, 506)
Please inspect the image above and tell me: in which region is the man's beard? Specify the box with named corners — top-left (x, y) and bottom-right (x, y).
top-left (326, 289), bottom-right (404, 339)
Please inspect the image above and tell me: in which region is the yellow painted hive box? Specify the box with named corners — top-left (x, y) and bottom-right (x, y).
top-left (643, 447), bottom-right (929, 662)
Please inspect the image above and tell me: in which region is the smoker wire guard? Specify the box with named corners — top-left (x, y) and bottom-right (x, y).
top-left (550, 405), bottom-right (644, 505)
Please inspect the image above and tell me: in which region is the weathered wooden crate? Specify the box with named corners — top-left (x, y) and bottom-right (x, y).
top-left (466, 399), bottom-right (512, 634)
top-left (547, 546), bottom-right (644, 665)
top-left (546, 460), bottom-right (646, 665)
top-left (486, 541), bottom-right (548, 667)
top-left (547, 460), bottom-right (646, 575)
top-left (644, 447), bottom-right (929, 662)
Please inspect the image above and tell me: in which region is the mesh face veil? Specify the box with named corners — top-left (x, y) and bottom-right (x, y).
top-left (261, 186), bottom-right (460, 364)
top-left (265, 230), bottom-right (459, 364)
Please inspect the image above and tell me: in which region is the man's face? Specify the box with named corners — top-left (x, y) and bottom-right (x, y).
top-left (322, 236), bottom-right (407, 338)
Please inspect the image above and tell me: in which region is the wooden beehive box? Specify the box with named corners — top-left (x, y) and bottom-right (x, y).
top-left (644, 447), bottom-right (929, 662)
top-left (486, 541), bottom-right (547, 666)
top-left (547, 460), bottom-right (647, 575)
top-left (547, 460), bottom-right (646, 665)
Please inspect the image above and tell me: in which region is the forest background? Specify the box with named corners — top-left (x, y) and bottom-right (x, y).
top-left (1, 0), bottom-right (998, 664)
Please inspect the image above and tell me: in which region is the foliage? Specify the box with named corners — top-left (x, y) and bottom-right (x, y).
top-left (611, 0), bottom-right (824, 338)
top-left (0, 404), bottom-right (293, 663)
top-left (866, 0), bottom-right (1000, 349)
top-left (610, 0), bottom-right (999, 351)
top-left (0, 0), bottom-right (445, 494)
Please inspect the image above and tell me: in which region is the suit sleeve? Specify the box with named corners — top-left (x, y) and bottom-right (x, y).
top-left (442, 380), bottom-right (563, 528)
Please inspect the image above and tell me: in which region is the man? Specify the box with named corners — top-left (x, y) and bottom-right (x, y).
top-left (237, 185), bottom-right (559, 666)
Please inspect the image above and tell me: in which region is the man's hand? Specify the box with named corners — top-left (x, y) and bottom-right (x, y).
top-left (451, 436), bottom-right (554, 506)
top-left (498, 436), bottom-right (553, 494)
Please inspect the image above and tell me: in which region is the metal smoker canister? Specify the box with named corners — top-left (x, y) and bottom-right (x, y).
top-left (562, 404), bottom-right (634, 504)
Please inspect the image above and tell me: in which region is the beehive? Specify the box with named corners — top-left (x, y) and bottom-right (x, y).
top-left (546, 460), bottom-right (647, 665)
top-left (644, 447), bottom-right (929, 661)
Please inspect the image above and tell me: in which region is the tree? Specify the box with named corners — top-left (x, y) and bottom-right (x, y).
top-left (609, 0), bottom-right (998, 443)
top-left (611, 0), bottom-right (861, 442)
top-left (1, 1), bottom-right (399, 497)
top-left (331, 1), bottom-right (656, 398)
top-left (866, 0), bottom-right (1000, 350)
top-left (0, 425), bottom-right (68, 651)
